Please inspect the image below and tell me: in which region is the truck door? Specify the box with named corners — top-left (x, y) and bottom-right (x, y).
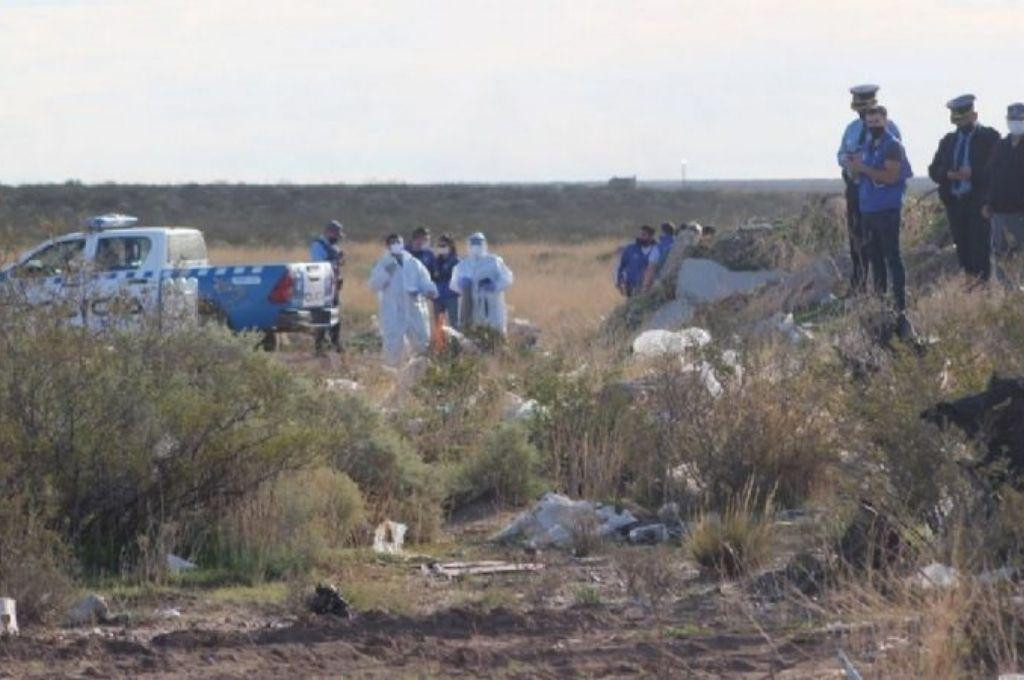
top-left (87, 234), bottom-right (159, 329)
top-left (9, 237), bottom-right (88, 324)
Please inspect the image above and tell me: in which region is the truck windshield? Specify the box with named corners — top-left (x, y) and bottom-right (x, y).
top-left (167, 232), bottom-right (207, 265)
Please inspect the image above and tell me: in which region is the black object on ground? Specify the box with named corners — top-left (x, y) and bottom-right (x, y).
top-left (922, 374), bottom-right (1024, 477)
top-left (308, 584), bottom-right (351, 618)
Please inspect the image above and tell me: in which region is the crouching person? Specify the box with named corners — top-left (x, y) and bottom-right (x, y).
top-left (369, 234), bottom-right (438, 366)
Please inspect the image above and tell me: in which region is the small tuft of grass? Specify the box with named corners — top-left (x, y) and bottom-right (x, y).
top-left (571, 585), bottom-right (604, 606)
top-left (689, 482), bottom-right (775, 578)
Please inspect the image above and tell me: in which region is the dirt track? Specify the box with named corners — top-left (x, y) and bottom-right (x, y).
top-left (0, 600), bottom-right (842, 679)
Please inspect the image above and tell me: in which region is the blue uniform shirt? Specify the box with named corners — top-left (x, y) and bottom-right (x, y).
top-left (838, 118), bottom-right (902, 168)
top-left (310, 237), bottom-right (342, 276)
top-left (657, 234), bottom-right (675, 267)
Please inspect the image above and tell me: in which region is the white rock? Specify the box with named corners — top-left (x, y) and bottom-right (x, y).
top-left (0, 598), bottom-right (17, 636)
top-left (372, 520), bottom-right (407, 555)
top-left (676, 258), bottom-right (783, 304)
top-left (632, 327), bottom-right (712, 358)
top-left (67, 594), bottom-right (109, 626)
top-left (167, 554), bottom-right (197, 574)
top-left (913, 562), bottom-right (959, 590)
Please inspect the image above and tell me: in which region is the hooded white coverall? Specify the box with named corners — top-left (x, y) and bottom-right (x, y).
top-left (451, 251), bottom-right (514, 334)
top-left (368, 251), bottom-right (438, 366)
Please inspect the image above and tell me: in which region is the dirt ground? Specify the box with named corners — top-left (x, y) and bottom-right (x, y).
top-left (0, 514), bottom-right (847, 679)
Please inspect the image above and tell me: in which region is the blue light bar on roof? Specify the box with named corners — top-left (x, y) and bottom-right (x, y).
top-left (85, 214), bottom-right (138, 230)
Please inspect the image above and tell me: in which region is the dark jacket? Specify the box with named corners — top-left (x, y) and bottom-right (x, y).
top-left (986, 136), bottom-right (1024, 214)
top-left (431, 253), bottom-right (460, 301)
top-left (927, 124), bottom-right (1001, 205)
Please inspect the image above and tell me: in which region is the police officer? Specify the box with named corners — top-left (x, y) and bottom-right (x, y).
top-left (838, 84), bottom-right (901, 294)
top-left (983, 103), bottom-right (1024, 269)
top-left (928, 94), bottom-right (1001, 282)
top-left (310, 219), bottom-right (345, 353)
top-left (845, 105), bottom-right (914, 337)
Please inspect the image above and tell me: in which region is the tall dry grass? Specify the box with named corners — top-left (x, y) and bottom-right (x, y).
top-left (209, 240), bottom-right (625, 334)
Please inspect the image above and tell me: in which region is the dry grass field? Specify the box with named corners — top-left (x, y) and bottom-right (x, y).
top-left (209, 239), bottom-right (626, 333)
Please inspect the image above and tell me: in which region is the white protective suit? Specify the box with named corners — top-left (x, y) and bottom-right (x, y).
top-left (368, 251), bottom-right (438, 366)
top-left (451, 248), bottom-right (514, 334)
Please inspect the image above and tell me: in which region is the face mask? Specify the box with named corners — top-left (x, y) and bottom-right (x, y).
top-left (869, 126), bottom-right (885, 139)
top-left (389, 243), bottom-right (404, 255)
top-left (1009, 120), bottom-right (1024, 136)
top-left (326, 235), bottom-right (339, 244)
top-left (437, 246), bottom-right (450, 256)
top-left (469, 244), bottom-right (485, 257)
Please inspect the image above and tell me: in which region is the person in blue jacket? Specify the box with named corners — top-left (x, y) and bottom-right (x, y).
top-left (846, 105), bottom-right (914, 338)
top-left (616, 225), bottom-right (660, 297)
top-left (309, 219), bottom-right (345, 353)
top-left (431, 233), bottom-right (460, 327)
top-left (838, 84), bottom-right (901, 295)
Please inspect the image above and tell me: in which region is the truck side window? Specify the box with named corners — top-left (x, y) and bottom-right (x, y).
top-left (95, 237), bottom-right (152, 271)
top-left (167, 233), bottom-right (207, 266)
top-left (17, 239), bottom-right (86, 277)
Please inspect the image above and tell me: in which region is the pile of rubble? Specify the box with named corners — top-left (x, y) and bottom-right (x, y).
top-left (492, 493), bottom-right (686, 550)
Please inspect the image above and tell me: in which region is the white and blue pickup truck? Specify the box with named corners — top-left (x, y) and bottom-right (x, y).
top-left (0, 215), bottom-right (338, 348)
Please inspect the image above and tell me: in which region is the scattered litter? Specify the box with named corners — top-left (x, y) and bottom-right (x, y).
top-left (999, 674), bottom-right (1024, 680)
top-left (154, 608), bottom-right (181, 620)
top-left (167, 554), bottom-right (197, 574)
top-left (912, 562), bottom-right (959, 590)
top-left (771, 312), bottom-right (814, 344)
top-left (308, 583), bottom-right (351, 618)
top-left (493, 493), bottom-right (638, 549)
top-left (632, 327), bottom-right (711, 358)
top-left (442, 326), bottom-right (480, 354)
top-left (980, 566), bottom-right (1017, 584)
top-left (373, 520), bottom-right (408, 555)
top-left (67, 594), bottom-right (110, 627)
top-left (837, 648), bottom-right (863, 680)
top-left (501, 392), bottom-right (542, 422)
top-left (679, 359), bottom-right (723, 397)
top-left (325, 378), bottom-right (362, 393)
top-left (627, 524), bottom-right (668, 544)
top-left (1, 598), bottom-right (17, 636)
top-left (423, 560), bottom-right (545, 579)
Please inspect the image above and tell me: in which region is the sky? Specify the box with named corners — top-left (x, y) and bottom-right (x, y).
top-left (2, 0), bottom-right (1023, 183)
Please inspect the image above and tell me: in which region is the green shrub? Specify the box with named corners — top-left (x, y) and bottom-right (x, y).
top-left (0, 305), bottom-right (343, 572)
top-left (452, 423), bottom-right (543, 508)
top-left (205, 467), bottom-right (365, 581)
top-left (329, 397), bottom-right (444, 542)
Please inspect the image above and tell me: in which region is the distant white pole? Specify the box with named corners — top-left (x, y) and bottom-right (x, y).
top-left (681, 160), bottom-right (688, 183)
